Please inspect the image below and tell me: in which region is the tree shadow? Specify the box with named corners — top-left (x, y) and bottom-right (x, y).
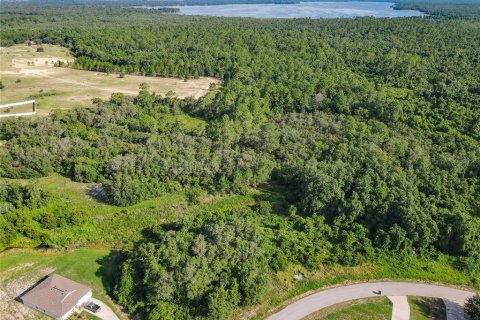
top-left (140, 222), bottom-right (182, 242)
top-left (95, 250), bottom-right (123, 299)
top-left (86, 185), bottom-right (109, 204)
top-left (411, 297), bottom-right (447, 320)
top-left (253, 181), bottom-right (293, 216)
top-left (415, 298), bottom-right (432, 317)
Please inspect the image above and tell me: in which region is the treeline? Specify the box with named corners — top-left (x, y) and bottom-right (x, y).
top-left (396, 1), bottom-right (480, 19)
top-left (1, 5), bottom-right (478, 140)
top-left (1, 89), bottom-right (478, 267)
top-left (0, 3), bottom-right (479, 319)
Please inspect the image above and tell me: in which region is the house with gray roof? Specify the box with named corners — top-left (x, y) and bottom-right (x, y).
top-left (21, 274), bottom-right (92, 320)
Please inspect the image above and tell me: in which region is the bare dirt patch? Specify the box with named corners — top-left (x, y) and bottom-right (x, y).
top-left (8, 57), bottom-right (72, 76)
top-left (0, 44), bottom-right (220, 115)
top-left (0, 266), bottom-right (55, 320)
top-left (0, 263), bottom-right (34, 278)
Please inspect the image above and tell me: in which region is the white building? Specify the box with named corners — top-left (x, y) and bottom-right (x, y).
top-left (21, 274), bottom-right (92, 320)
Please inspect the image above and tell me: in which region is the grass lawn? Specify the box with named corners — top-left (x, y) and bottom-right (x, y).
top-left (0, 248), bottom-right (125, 319)
top-left (0, 172), bottom-right (259, 319)
top-left (303, 297), bottom-right (392, 320)
top-left (243, 254), bottom-right (478, 320)
top-left (409, 296), bottom-right (446, 320)
top-left (71, 312), bottom-right (101, 320)
top-left (0, 44), bottom-right (219, 115)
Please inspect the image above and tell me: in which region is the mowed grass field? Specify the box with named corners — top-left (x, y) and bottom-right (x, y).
top-left (300, 296), bottom-right (447, 320)
top-left (0, 248), bottom-right (123, 320)
top-left (0, 44), bottom-right (220, 115)
top-left (409, 297), bottom-right (446, 320)
top-left (304, 297), bottom-right (392, 320)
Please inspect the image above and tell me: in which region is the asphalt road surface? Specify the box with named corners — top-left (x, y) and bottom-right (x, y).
top-left (266, 282), bottom-right (475, 320)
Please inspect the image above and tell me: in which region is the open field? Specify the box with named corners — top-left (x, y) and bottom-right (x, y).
top-left (0, 248), bottom-right (124, 320)
top-left (303, 297), bottom-right (392, 320)
top-left (0, 44), bottom-right (220, 115)
top-left (409, 297), bottom-right (446, 320)
top-left (4, 174), bottom-right (257, 249)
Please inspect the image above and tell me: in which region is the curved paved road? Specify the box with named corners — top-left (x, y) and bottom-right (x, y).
top-left (266, 282), bottom-right (475, 320)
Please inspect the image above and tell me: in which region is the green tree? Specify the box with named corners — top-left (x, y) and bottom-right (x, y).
top-left (464, 295), bottom-right (480, 320)
top-left (115, 212), bottom-right (269, 320)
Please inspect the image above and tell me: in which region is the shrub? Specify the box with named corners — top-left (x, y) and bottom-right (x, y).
top-left (185, 187), bottom-right (205, 205)
top-left (465, 295), bottom-right (480, 320)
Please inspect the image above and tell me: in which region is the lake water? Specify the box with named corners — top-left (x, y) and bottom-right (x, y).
top-left (146, 2), bottom-right (424, 19)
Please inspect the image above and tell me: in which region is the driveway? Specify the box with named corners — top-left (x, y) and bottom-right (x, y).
top-left (266, 282), bottom-right (475, 320)
top-left (388, 296), bottom-right (409, 320)
top-left (443, 299), bottom-right (467, 320)
top-left (84, 297), bottom-right (119, 320)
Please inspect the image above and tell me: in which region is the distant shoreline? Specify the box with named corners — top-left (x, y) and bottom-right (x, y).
top-left (133, 1), bottom-right (424, 19)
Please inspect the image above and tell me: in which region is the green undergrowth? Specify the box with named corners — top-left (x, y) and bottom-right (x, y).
top-left (3, 174), bottom-right (257, 249)
top-left (159, 112), bottom-right (208, 133)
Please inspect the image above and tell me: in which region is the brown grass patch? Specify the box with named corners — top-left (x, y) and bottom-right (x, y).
top-left (0, 44), bottom-right (220, 116)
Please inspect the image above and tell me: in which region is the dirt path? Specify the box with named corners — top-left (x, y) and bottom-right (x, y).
top-left (22, 70), bottom-right (140, 96)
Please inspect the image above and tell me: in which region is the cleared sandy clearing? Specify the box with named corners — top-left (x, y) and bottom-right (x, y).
top-left (0, 45), bottom-right (220, 115)
top-left (0, 264), bottom-right (55, 320)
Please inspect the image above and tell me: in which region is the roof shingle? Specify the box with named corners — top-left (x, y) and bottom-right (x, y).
top-left (21, 274), bottom-right (91, 317)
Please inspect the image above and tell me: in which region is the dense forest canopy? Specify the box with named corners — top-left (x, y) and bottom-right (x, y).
top-left (0, 1), bottom-right (479, 319)
top-left (115, 212), bottom-right (270, 320)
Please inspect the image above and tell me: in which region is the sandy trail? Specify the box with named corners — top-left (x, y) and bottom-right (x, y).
top-left (1, 45), bottom-right (220, 116)
top-left (24, 69), bottom-right (140, 96)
